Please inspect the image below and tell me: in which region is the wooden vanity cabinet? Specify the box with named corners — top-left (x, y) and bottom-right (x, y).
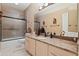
top-left (48, 45), bottom-right (76, 56)
top-left (36, 41), bottom-right (48, 56)
top-left (25, 37), bottom-right (36, 55)
top-left (78, 45), bottom-right (79, 56)
top-left (25, 36), bottom-right (77, 56)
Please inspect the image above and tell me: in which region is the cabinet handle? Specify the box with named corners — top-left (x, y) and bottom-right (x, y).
top-left (68, 25), bottom-right (71, 26)
top-left (57, 25), bottom-right (60, 26)
top-left (75, 25), bottom-right (77, 27)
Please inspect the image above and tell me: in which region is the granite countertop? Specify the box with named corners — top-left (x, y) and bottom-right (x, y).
top-left (25, 33), bottom-right (77, 54)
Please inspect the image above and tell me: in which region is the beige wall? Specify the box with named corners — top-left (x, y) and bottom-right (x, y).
top-left (0, 4), bottom-right (1, 11)
top-left (24, 3), bottom-right (41, 33)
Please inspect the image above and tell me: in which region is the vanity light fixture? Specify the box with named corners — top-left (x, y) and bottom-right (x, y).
top-left (39, 3), bottom-right (54, 11)
top-left (39, 6), bottom-right (42, 10)
top-left (39, 3), bottom-right (48, 10)
top-left (15, 3), bottom-right (19, 5)
top-left (44, 3), bottom-right (48, 6)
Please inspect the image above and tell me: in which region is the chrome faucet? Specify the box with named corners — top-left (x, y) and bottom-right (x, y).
top-left (60, 31), bottom-right (65, 36)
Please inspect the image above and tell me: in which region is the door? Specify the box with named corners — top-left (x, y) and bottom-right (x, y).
top-left (34, 21), bottom-right (40, 34)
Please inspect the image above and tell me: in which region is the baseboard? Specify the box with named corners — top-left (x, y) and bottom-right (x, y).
top-left (1, 37), bottom-right (24, 42)
top-left (26, 50), bottom-right (33, 56)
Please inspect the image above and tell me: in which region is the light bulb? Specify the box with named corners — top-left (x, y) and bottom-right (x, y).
top-left (39, 6), bottom-right (42, 9)
top-left (15, 3), bottom-right (19, 5)
top-left (44, 3), bottom-right (48, 6)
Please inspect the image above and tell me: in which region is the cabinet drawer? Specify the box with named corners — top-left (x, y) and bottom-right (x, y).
top-left (36, 41), bottom-right (48, 56)
top-left (48, 45), bottom-right (76, 56)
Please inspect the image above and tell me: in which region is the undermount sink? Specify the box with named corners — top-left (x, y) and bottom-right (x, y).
top-left (37, 36), bottom-right (46, 39)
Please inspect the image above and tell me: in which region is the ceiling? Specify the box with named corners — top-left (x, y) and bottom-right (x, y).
top-left (1, 3), bottom-right (30, 11)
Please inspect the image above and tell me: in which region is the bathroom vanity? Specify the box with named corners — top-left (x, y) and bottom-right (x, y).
top-left (24, 4), bottom-right (79, 56)
top-left (25, 33), bottom-right (78, 56)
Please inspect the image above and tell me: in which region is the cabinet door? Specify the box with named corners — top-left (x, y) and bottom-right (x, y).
top-left (68, 4), bottom-right (78, 32)
top-left (25, 37), bottom-right (36, 55)
top-left (48, 45), bottom-right (76, 56)
top-left (36, 41), bottom-right (48, 56)
top-left (28, 38), bottom-right (36, 55)
top-left (78, 45), bottom-right (79, 56)
top-left (25, 37), bottom-right (29, 51)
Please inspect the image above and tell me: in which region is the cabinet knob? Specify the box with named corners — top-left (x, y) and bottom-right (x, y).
top-left (68, 25), bottom-right (71, 26)
top-left (75, 25), bottom-right (77, 27)
top-left (50, 52), bottom-right (56, 56)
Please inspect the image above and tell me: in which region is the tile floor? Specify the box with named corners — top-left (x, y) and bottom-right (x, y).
top-left (0, 39), bottom-right (30, 56)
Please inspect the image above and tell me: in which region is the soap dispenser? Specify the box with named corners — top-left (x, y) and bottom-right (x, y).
top-left (50, 32), bottom-right (53, 38)
top-left (54, 32), bottom-right (56, 36)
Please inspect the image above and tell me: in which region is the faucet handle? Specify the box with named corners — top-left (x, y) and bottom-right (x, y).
top-left (60, 31), bottom-right (65, 36)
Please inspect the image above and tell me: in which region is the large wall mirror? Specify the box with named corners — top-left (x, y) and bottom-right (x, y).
top-left (62, 4), bottom-right (78, 37)
top-left (35, 4), bottom-right (79, 37)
